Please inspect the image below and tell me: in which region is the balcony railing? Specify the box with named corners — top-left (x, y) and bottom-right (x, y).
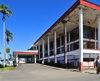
top-left (50, 50), bottom-right (54, 56)
top-left (57, 45), bottom-right (64, 54)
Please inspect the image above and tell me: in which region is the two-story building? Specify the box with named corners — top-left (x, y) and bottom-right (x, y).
top-left (28, 0), bottom-right (100, 71)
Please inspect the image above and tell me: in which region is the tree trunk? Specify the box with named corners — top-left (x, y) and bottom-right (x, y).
top-left (3, 16), bottom-right (6, 66)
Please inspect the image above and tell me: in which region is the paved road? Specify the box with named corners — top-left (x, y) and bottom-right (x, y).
top-left (0, 64), bottom-right (100, 81)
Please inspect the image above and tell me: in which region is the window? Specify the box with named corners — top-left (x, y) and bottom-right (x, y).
top-left (40, 52), bottom-right (42, 58)
top-left (61, 47), bottom-right (64, 53)
top-left (67, 32), bottom-right (69, 43)
top-left (40, 45), bottom-right (42, 52)
top-left (50, 50), bottom-right (54, 56)
top-left (57, 48), bottom-right (61, 54)
top-left (57, 38), bottom-right (60, 47)
top-left (83, 26), bottom-right (95, 39)
top-left (67, 45), bottom-right (69, 52)
top-left (83, 58), bottom-right (94, 62)
top-left (61, 35), bottom-right (64, 45)
top-left (83, 41), bottom-right (95, 49)
top-left (70, 44), bottom-right (74, 51)
top-left (70, 27), bottom-right (79, 42)
top-left (50, 42), bottom-right (54, 50)
top-left (75, 42), bottom-right (79, 50)
top-left (70, 42), bottom-right (79, 51)
top-left (83, 41), bottom-right (87, 48)
top-left (45, 45), bottom-right (47, 52)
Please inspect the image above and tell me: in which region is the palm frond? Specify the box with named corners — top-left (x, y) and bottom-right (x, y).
top-left (4, 5), bottom-right (8, 9)
top-left (0, 3), bottom-right (12, 18)
top-left (5, 13), bottom-right (10, 18)
top-left (9, 35), bottom-right (13, 41)
top-left (0, 3), bottom-right (4, 9)
top-left (7, 10), bottom-right (12, 15)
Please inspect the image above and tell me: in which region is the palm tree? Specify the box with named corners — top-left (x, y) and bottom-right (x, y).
top-left (9, 54), bottom-right (12, 59)
top-left (0, 3), bottom-right (12, 66)
top-left (5, 29), bottom-right (13, 62)
top-left (0, 52), bottom-right (1, 54)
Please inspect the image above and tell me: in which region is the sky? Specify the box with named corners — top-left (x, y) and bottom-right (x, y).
top-left (0, 0), bottom-right (100, 59)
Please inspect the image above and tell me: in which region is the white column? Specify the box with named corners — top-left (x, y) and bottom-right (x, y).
top-left (47, 35), bottom-right (50, 62)
top-left (95, 28), bottom-right (96, 49)
top-left (48, 35), bottom-right (50, 56)
top-left (34, 55), bottom-right (36, 64)
top-left (42, 39), bottom-right (44, 62)
top-left (36, 45), bottom-right (37, 50)
top-left (55, 57), bottom-right (57, 63)
top-left (64, 23), bottom-right (67, 52)
top-left (65, 55), bottom-right (67, 64)
top-left (48, 58), bottom-right (50, 62)
top-left (94, 28), bottom-right (96, 66)
top-left (38, 43), bottom-right (40, 59)
top-left (98, 15), bottom-right (100, 60)
top-left (69, 32), bottom-right (70, 51)
top-left (98, 15), bottom-right (100, 49)
top-left (54, 30), bottom-right (57, 63)
top-left (79, 8), bottom-right (83, 71)
top-left (54, 30), bottom-right (57, 54)
top-left (16, 54), bottom-right (18, 66)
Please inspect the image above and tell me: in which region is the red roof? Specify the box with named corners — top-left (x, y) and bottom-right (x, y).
top-left (13, 51), bottom-right (38, 55)
top-left (33, 0), bottom-right (100, 45)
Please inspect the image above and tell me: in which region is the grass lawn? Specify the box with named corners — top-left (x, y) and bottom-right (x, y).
top-left (0, 66), bottom-right (14, 71)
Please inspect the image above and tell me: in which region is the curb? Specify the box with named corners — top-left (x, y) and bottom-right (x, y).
top-left (36, 63), bottom-right (96, 74)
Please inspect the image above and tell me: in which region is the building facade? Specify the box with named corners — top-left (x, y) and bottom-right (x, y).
top-left (28, 0), bottom-right (100, 71)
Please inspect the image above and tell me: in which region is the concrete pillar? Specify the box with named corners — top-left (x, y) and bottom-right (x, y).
top-left (38, 43), bottom-right (40, 59)
top-left (48, 58), bottom-right (50, 62)
top-left (16, 54), bottom-right (18, 66)
top-left (95, 28), bottom-right (96, 49)
top-left (79, 8), bottom-right (83, 71)
top-left (64, 23), bottom-right (67, 52)
top-left (48, 35), bottom-right (50, 56)
top-left (34, 55), bottom-right (36, 64)
top-left (36, 45), bottom-right (37, 50)
top-left (64, 22), bottom-right (67, 67)
top-left (42, 39), bottom-right (44, 62)
top-left (55, 57), bottom-right (57, 63)
top-left (98, 15), bottom-right (100, 60)
top-left (98, 15), bottom-right (100, 49)
top-left (47, 35), bottom-right (50, 62)
top-left (54, 30), bottom-right (57, 63)
top-left (69, 32), bottom-right (70, 51)
top-left (94, 28), bottom-right (96, 67)
top-left (65, 56), bottom-right (67, 64)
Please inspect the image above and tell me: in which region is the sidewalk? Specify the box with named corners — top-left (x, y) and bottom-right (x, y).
top-left (36, 63), bottom-right (96, 74)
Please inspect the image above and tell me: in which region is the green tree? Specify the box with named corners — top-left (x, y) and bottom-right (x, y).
top-left (9, 54), bottom-right (12, 59)
top-left (0, 3), bottom-right (12, 66)
top-left (5, 29), bottom-right (13, 62)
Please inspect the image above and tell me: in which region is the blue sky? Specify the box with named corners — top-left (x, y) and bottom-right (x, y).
top-left (0, 0), bottom-right (100, 59)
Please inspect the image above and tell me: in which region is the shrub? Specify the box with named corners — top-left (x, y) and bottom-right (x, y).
top-left (5, 65), bottom-right (7, 67)
top-left (12, 65), bottom-right (14, 67)
top-left (0, 64), bottom-right (4, 68)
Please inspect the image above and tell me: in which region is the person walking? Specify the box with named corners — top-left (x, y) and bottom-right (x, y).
top-left (96, 56), bottom-right (100, 74)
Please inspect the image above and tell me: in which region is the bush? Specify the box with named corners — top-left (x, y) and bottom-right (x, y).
top-left (5, 65), bottom-right (7, 67)
top-left (0, 64), bottom-right (4, 68)
top-left (12, 65), bottom-right (14, 67)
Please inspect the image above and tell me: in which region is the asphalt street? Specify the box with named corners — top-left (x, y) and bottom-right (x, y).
top-left (0, 64), bottom-right (100, 81)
